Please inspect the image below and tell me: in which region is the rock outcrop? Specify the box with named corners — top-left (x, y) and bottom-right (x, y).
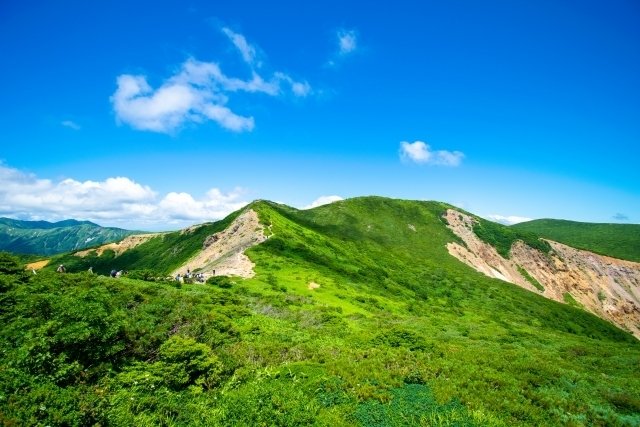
top-left (171, 209), bottom-right (267, 279)
top-left (445, 209), bottom-right (640, 338)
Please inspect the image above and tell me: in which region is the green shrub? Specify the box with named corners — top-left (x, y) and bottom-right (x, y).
top-left (1, 198), bottom-right (639, 426)
top-left (206, 275), bottom-right (235, 288)
top-left (355, 384), bottom-right (479, 426)
top-left (517, 266), bottom-right (544, 292)
top-left (473, 219), bottom-right (551, 258)
top-left (563, 292), bottom-right (583, 309)
top-left (127, 269), bottom-right (162, 282)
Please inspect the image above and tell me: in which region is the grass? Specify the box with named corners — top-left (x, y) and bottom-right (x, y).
top-left (517, 265), bottom-right (545, 292)
top-left (1, 196), bottom-right (639, 426)
top-left (471, 216), bottom-right (551, 258)
top-left (512, 219), bottom-right (640, 262)
top-left (48, 208), bottom-right (242, 276)
top-left (563, 292), bottom-right (584, 309)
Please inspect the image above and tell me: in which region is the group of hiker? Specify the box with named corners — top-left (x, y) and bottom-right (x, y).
top-left (110, 269), bottom-right (126, 278)
top-left (55, 264), bottom-right (125, 278)
top-left (175, 268), bottom-right (209, 283)
top-left (55, 264), bottom-right (214, 283)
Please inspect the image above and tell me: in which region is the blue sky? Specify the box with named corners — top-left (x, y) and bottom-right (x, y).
top-left (1, 0), bottom-right (638, 230)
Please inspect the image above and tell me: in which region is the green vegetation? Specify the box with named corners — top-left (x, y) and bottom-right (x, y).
top-left (563, 292), bottom-right (584, 309)
top-left (472, 217), bottom-right (551, 258)
top-left (516, 266), bottom-right (545, 292)
top-left (1, 197), bottom-right (639, 426)
top-left (512, 219), bottom-right (640, 262)
top-left (0, 217), bottom-right (137, 256)
top-left (49, 210), bottom-right (242, 276)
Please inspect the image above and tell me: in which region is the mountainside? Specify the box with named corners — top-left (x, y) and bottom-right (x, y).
top-left (446, 210), bottom-right (640, 338)
top-left (52, 198), bottom-right (640, 338)
top-left (512, 218), bottom-right (640, 262)
top-left (6, 197), bottom-right (639, 426)
top-left (0, 217), bottom-right (138, 255)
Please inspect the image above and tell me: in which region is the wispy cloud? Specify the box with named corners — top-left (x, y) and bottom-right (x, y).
top-left (327, 28), bottom-right (359, 67)
top-left (303, 195), bottom-right (343, 210)
top-left (61, 120), bottom-right (81, 130)
top-left (338, 29), bottom-right (358, 55)
top-left (485, 214), bottom-right (533, 225)
top-left (0, 163), bottom-right (247, 230)
top-left (613, 213), bottom-right (629, 221)
top-left (222, 27), bottom-right (259, 66)
top-left (399, 141), bottom-right (464, 166)
top-left (111, 27), bottom-right (311, 134)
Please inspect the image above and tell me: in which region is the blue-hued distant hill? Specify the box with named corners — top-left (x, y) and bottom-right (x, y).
top-left (0, 217), bottom-right (139, 255)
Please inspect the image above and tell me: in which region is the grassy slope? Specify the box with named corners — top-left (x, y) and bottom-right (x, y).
top-left (49, 209), bottom-right (242, 276)
top-left (512, 219), bottom-right (640, 262)
top-left (1, 197), bottom-right (639, 426)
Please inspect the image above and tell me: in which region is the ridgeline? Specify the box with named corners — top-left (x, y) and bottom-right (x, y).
top-left (1, 197), bottom-right (638, 426)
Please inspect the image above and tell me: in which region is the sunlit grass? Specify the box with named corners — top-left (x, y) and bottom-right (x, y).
top-left (1, 197), bottom-right (638, 426)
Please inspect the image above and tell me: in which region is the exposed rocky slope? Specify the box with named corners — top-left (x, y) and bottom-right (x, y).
top-left (445, 209), bottom-right (640, 338)
top-left (75, 233), bottom-right (162, 257)
top-left (170, 209), bottom-right (267, 279)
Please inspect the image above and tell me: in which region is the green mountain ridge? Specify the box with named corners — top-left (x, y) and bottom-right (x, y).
top-left (0, 218), bottom-right (98, 229)
top-left (2, 197), bottom-right (639, 425)
top-left (512, 218), bottom-right (640, 262)
top-left (0, 217), bottom-right (139, 256)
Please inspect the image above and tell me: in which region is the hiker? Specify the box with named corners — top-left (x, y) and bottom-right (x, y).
top-left (175, 273), bottom-right (181, 282)
top-left (56, 264), bottom-right (66, 273)
top-left (88, 266), bottom-right (94, 274)
top-left (110, 269), bottom-right (117, 278)
top-left (116, 270), bottom-right (123, 278)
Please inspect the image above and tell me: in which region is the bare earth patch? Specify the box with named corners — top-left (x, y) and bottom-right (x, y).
top-left (25, 259), bottom-right (50, 270)
top-left (171, 209), bottom-right (267, 279)
top-left (444, 209), bottom-right (640, 338)
top-left (75, 233), bottom-right (162, 257)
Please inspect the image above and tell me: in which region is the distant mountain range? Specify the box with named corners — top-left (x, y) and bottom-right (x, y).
top-left (0, 217), bottom-right (139, 255)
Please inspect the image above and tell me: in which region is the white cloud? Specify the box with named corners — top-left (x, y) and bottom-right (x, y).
top-left (399, 141), bottom-right (464, 166)
top-left (327, 29), bottom-right (359, 67)
top-left (222, 27), bottom-right (259, 66)
top-left (485, 214), bottom-right (534, 225)
top-left (274, 72), bottom-right (312, 97)
top-left (338, 29), bottom-right (357, 55)
top-left (111, 61), bottom-right (256, 133)
top-left (303, 195), bottom-right (343, 210)
top-left (61, 120), bottom-right (80, 130)
top-left (0, 164), bottom-right (248, 230)
top-left (111, 28), bottom-right (311, 133)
